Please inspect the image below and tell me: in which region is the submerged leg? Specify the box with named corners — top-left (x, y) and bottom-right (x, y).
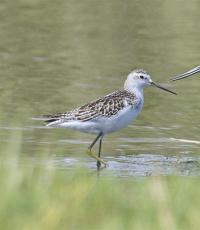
top-left (86, 132), bottom-right (107, 167)
top-left (97, 137), bottom-right (103, 168)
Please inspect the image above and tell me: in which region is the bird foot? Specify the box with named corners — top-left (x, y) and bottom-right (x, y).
top-left (86, 149), bottom-right (108, 167)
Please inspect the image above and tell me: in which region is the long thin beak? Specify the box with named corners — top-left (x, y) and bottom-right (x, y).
top-left (151, 82), bottom-right (177, 95)
top-left (171, 65), bottom-right (200, 81)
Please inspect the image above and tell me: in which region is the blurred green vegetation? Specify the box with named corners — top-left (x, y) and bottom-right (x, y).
top-left (0, 133), bottom-right (200, 230)
top-left (1, 158), bottom-right (200, 230)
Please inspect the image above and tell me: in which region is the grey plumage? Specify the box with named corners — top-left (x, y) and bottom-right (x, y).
top-left (44, 90), bottom-right (137, 124)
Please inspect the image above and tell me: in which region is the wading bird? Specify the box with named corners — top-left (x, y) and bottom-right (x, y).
top-left (43, 70), bottom-right (176, 168)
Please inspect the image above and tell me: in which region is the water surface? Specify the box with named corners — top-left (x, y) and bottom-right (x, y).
top-left (0, 0), bottom-right (199, 177)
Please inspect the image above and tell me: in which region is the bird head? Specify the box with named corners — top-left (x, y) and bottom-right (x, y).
top-left (124, 69), bottom-right (176, 95)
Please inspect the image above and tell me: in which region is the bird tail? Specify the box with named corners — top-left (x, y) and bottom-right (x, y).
top-left (32, 115), bottom-right (60, 124)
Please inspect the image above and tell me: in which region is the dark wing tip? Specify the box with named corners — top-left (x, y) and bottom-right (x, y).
top-left (31, 114), bottom-right (60, 123)
top-left (42, 114), bottom-right (60, 123)
top-left (45, 118), bottom-right (59, 123)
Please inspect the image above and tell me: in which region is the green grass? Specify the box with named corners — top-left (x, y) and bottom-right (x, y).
top-left (0, 131), bottom-right (199, 230)
top-left (0, 158), bottom-right (200, 230)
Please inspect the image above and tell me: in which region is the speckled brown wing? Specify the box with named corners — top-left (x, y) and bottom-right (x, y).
top-left (45, 90), bottom-right (136, 123)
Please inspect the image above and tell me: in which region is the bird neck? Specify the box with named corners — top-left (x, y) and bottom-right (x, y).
top-left (124, 78), bottom-right (144, 96)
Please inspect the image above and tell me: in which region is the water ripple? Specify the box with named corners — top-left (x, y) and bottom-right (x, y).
top-left (33, 153), bottom-right (200, 178)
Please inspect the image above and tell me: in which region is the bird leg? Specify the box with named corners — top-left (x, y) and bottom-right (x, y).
top-left (86, 132), bottom-right (107, 167)
top-left (97, 137), bottom-right (103, 168)
top-left (86, 150), bottom-right (107, 167)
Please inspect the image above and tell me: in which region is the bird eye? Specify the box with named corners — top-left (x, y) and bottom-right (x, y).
top-left (140, 75), bottom-right (144, 79)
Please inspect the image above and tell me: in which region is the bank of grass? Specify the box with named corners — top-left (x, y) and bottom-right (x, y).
top-left (0, 131), bottom-right (200, 230)
top-left (0, 159), bottom-right (200, 230)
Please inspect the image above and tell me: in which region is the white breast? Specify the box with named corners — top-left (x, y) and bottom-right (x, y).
top-left (90, 96), bottom-right (143, 134)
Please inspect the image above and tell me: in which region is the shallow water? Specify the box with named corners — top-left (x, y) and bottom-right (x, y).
top-left (0, 0), bottom-right (200, 177)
